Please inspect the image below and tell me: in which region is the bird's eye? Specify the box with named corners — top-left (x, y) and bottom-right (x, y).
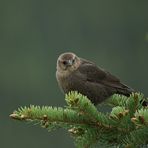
top-left (72, 59), bottom-right (75, 63)
top-left (62, 61), bottom-right (67, 65)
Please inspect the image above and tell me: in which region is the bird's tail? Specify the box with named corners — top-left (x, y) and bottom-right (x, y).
top-left (116, 83), bottom-right (148, 106)
top-left (116, 83), bottom-right (135, 97)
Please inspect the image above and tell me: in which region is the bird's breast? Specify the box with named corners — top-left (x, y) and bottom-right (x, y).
top-left (56, 71), bottom-right (71, 93)
top-left (56, 70), bottom-right (84, 94)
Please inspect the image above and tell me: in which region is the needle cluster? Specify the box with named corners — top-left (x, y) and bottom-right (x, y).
top-left (10, 92), bottom-right (148, 148)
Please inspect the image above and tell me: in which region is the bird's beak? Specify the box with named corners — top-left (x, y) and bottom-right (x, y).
top-left (67, 60), bottom-right (73, 66)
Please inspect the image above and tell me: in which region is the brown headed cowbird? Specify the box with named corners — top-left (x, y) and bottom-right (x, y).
top-left (56, 52), bottom-right (135, 105)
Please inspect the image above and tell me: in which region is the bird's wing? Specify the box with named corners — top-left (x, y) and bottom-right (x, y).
top-left (78, 59), bottom-right (132, 91)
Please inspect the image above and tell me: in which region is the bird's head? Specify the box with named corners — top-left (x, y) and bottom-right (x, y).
top-left (57, 52), bottom-right (81, 73)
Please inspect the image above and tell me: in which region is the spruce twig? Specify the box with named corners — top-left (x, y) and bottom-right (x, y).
top-left (10, 92), bottom-right (148, 148)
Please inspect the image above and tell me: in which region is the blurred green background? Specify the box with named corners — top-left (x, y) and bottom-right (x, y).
top-left (1, 1), bottom-right (148, 148)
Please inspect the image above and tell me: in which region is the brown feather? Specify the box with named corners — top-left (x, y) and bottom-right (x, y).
top-left (56, 52), bottom-right (135, 105)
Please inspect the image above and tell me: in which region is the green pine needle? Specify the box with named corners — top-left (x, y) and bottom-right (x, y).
top-left (10, 91), bottom-right (148, 148)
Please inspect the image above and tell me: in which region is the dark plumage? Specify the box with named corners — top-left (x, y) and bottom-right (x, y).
top-left (56, 52), bottom-right (135, 105)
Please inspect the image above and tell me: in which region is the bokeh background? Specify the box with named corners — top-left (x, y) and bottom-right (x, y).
top-left (1, 1), bottom-right (148, 148)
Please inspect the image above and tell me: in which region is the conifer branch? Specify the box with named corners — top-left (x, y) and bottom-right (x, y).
top-left (10, 92), bottom-right (148, 148)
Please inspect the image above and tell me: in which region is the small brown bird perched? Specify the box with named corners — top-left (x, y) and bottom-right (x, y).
top-left (56, 52), bottom-right (135, 105)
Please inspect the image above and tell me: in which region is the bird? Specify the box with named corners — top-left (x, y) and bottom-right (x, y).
top-left (56, 52), bottom-right (135, 105)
